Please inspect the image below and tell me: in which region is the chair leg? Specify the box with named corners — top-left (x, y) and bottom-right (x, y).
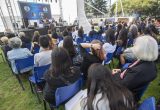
top-left (33, 85), bottom-right (41, 103)
top-left (43, 100), bottom-right (47, 110)
top-left (1, 54), bottom-right (5, 62)
top-left (112, 59), bottom-right (114, 68)
top-left (15, 74), bottom-right (25, 91)
top-left (29, 80), bottom-right (34, 94)
top-left (109, 64), bottom-right (111, 69)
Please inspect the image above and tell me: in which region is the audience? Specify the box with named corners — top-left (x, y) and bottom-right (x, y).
top-left (113, 35), bottom-right (158, 102)
top-left (81, 63), bottom-right (135, 110)
top-left (43, 47), bottom-right (81, 105)
top-left (7, 37), bottom-right (32, 73)
top-left (31, 31), bottom-right (40, 53)
top-left (34, 35), bottom-right (52, 67)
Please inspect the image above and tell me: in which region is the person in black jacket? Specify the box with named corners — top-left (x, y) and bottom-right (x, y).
top-left (43, 47), bottom-right (81, 105)
top-left (112, 35), bottom-right (158, 102)
top-left (80, 40), bottom-right (105, 79)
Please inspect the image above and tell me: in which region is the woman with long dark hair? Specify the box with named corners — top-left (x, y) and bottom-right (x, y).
top-left (63, 36), bottom-right (76, 60)
top-left (81, 63), bottom-right (135, 110)
top-left (43, 47), bottom-right (81, 105)
top-left (103, 28), bottom-right (117, 54)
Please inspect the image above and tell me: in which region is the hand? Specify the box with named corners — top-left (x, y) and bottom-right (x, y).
top-left (92, 44), bottom-right (101, 50)
top-left (112, 69), bottom-right (121, 75)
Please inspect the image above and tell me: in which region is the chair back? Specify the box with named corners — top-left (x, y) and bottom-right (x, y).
top-left (115, 46), bottom-right (124, 56)
top-left (25, 43), bottom-right (32, 50)
top-left (34, 64), bottom-right (51, 82)
top-left (133, 83), bottom-right (149, 102)
top-left (104, 53), bottom-right (113, 64)
top-left (76, 38), bottom-right (83, 45)
top-left (15, 56), bottom-right (34, 73)
top-left (55, 78), bottom-right (82, 106)
top-left (32, 44), bottom-right (40, 54)
top-left (138, 97), bottom-right (156, 110)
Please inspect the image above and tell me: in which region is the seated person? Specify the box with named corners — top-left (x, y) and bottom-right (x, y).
top-left (103, 28), bottom-right (117, 54)
top-left (81, 63), bottom-right (135, 110)
top-left (112, 35), bottom-right (158, 102)
top-left (80, 40), bottom-right (105, 79)
top-left (43, 47), bottom-right (81, 105)
top-left (31, 31), bottom-right (40, 53)
top-left (0, 36), bottom-right (12, 58)
top-left (18, 32), bottom-right (31, 48)
top-left (34, 35), bottom-right (52, 67)
top-left (89, 26), bottom-right (97, 37)
top-left (63, 36), bottom-right (76, 61)
top-left (7, 37), bottom-right (32, 74)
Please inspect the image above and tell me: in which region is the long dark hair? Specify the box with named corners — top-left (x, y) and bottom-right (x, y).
top-left (63, 36), bottom-right (76, 58)
top-left (50, 47), bottom-right (72, 76)
top-left (86, 63), bottom-right (135, 110)
top-left (105, 28), bottom-right (115, 45)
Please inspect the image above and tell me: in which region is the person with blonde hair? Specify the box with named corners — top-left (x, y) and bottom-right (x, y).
top-left (112, 35), bottom-right (158, 102)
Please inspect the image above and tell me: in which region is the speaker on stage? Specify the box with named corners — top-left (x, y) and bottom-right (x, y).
top-left (34, 22), bottom-right (38, 28)
top-left (22, 18), bottom-right (29, 28)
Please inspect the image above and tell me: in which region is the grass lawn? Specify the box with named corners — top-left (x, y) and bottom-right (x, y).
top-left (0, 49), bottom-right (160, 110)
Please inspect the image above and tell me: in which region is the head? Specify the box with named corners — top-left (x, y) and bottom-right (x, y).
top-left (39, 35), bottom-right (50, 49)
top-left (1, 36), bottom-right (9, 45)
top-left (91, 40), bottom-right (105, 60)
top-left (33, 31), bottom-right (40, 37)
top-left (9, 37), bottom-right (22, 49)
top-left (86, 63), bottom-right (134, 110)
top-left (51, 32), bottom-right (58, 39)
top-left (63, 36), bottom-right (76, 58)
top-left (131, 35), bottom-right (158, 61)
top-left (33, 31), bottom-right (40, 43)
top-left (18, 32), bottom-right (25, 38)
top-left (129, 24), bottom-right (138, 39)
top-left (51, 47), bottom-right (72, 76)
top-left (48, 30), bottom-right (52, 34)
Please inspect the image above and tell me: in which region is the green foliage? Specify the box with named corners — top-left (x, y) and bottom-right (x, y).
top-left (112, 0), bottom-right (160, 17)
top-left (85, 0), bottom-right (108, 16)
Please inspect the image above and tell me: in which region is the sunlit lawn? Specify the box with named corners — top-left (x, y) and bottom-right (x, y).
top-left (0, 48), bottom-right (160, 110)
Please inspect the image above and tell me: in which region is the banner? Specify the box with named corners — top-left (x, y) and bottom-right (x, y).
top-left (18, 1), bottom-right (51, 20)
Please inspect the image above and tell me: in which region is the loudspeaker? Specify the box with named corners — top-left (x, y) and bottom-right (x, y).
top-left (22, 18), bottom-right (29, 28)
top-left (34, 22), bottom-right (38, 28)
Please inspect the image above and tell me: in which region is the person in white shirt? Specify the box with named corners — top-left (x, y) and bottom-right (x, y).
top-left (81, 63), bottom-right (135, 110)
top-left (34, 35), bottom-right (52, 67)
top-left (103, 28), bottom-right (117, 54)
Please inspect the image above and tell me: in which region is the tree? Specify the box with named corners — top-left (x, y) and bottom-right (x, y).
top-left (111, 0), bottom-right (160, 17)
top-left (91, 0), bottom-right (108, 16)
top-left (84, 0), bottom-right (93, 17)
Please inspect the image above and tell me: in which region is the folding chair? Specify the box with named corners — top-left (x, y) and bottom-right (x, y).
top-left (44, 78), bottom-right (83, 110)
top-left (138, 97), bottom-right (156, 110)
top-left (15, 56), bottom-right (34, 90)
top-left (133, 83), bottom-right (149, 102)
top-left (29, 64), bottom-right (51, 102)
top-left (103, 53), bottom-right (114, 68)
top-left (0, 49), bottom-right (5, 63)
top-left (25, 43), bottom-right (32, 50)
